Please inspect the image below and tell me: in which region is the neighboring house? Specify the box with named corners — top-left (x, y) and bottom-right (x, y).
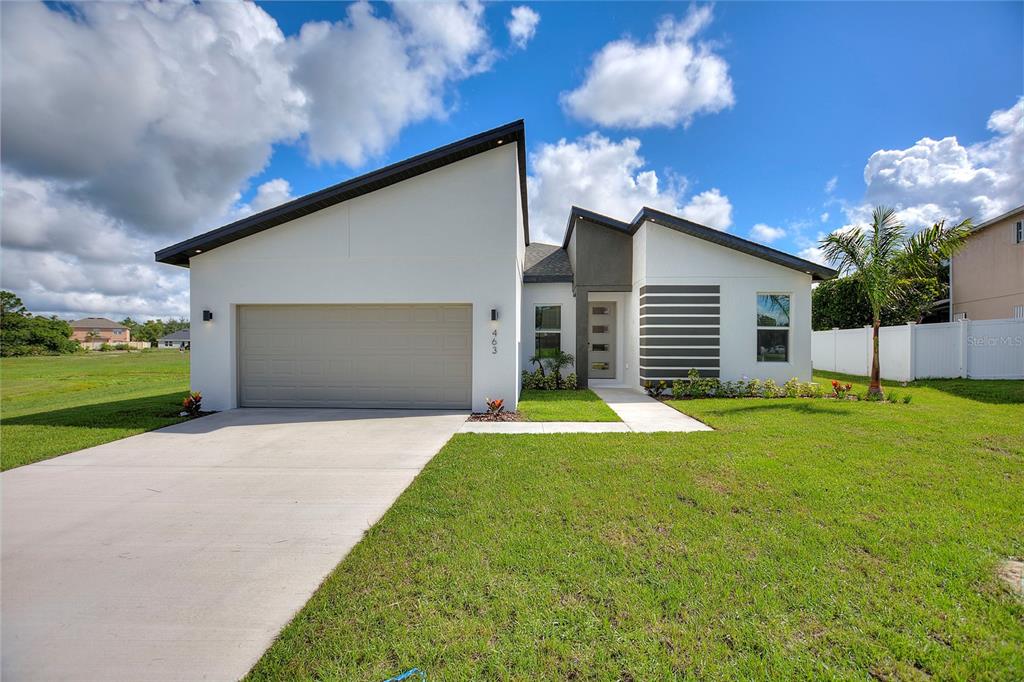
top-left (951, 204), bottom-right (1024, 321)
top-left (70, 317), bottom-right (130, 344)
top-left (158, 328), bottom-right (190, 349)
top-left (156, 121), bottom-right (835, 413)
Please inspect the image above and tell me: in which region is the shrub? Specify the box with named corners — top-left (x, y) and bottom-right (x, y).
top-left (747, 378), bottom-right (763, 398)
top-left (801, 382), bottom-right (825, 398)
top-left (830, 379), bottom-right (853, 399)
top-left (763, 378), bottom-right (781, 398)
top-left (902, 395), bottom-right (912, 404)
top-left (99, 343), bottom-right (113, 352)
top-left (563, 373), bottom-right (578, 390)
top-left (644, 380), bottom-right (669, 398)
top-left (521, 368), bottom-right (577, 391)
top-left (114, 343), bottom-right (130, 351)
top-left (182, 391), bottom-right (203, 417)
top-left (783, 378), bottom-right (800, 398)
top-left (521, 368), bottom-right (545, 390)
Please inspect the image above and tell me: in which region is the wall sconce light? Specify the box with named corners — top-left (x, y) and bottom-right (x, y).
top-left (490, 308), bottom-right (499, 321)
top-left (202, 309), bottom-right (213, 322)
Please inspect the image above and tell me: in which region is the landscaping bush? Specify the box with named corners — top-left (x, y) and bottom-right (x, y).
top-left (99, 343), bottom-right (114, 352)
top-left (521, 368), bottom-right (578, 391)
top-left (671, 370), bottom-right (828, 401)
top-left (644, 380), bottom-right (669, 398)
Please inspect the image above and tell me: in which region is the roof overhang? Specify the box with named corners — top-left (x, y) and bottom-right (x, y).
top-left (561, 205), bottom-right (838, 281)
top-left (156, 120), bottom-right (530, 267)
top-left (968, 203), bottom-right (1024, 235)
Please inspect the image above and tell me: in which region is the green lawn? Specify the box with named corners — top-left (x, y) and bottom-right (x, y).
top-left (1, 351), bottom-right (190, 470)
top-left (516, 388), bottom-right (621, 422)
top-left (248, 372), bottom-right (1024, 680)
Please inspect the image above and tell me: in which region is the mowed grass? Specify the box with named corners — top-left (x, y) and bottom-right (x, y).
top-left (517, 388), bottom-right (621, 422)
top-left (248, 373), bottom-right (1024, 681)
top-left (1, 351), bottom-right (190, 470)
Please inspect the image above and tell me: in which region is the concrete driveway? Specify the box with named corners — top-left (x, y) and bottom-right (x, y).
top-left (1, 408), bottom-right (466, 681)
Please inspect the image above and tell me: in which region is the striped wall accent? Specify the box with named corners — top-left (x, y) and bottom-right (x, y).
top-left (639, 284), bottom-right (720, 381)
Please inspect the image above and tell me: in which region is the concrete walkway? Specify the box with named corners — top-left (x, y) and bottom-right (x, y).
top-left (1, 408), bottom-right (466, 682)
top-left (459, 387), bottom-right (712, 433)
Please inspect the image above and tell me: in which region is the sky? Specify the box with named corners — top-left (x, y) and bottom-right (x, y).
top-left (1, 1), bottom-right (1021, 321)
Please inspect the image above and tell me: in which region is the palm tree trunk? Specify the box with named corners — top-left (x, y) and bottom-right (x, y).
top-left (869, 319), bottom-right (883, 396)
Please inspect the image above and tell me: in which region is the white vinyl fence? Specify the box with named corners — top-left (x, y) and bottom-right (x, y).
top-left (812, 318), bottom-right (1024, 381)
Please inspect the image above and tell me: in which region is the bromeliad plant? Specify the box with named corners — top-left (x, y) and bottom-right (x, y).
top-left (182, 391), bottom-right (203, 417)
top-left (485, 398), bottom-right (505, 415)
top-left (831, 380), bottom-right (853, 399)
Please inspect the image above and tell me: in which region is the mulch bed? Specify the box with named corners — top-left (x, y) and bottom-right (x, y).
top-left (466, 411), bottom-right (524, 422)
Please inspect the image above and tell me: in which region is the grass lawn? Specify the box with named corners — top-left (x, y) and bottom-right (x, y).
top-left (1, 351), bottom-right (190, 470)
top-left (516, 388), bottom-right (621, 422)
top-left (248, 372), bottom-right (1023, 680)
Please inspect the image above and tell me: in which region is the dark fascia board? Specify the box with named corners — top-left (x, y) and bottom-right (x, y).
top-left (969, 203), bottom-right (1024, 234)
top-left (156, 120), bottom-right (530, 267)
top-left (561, 206), bottom-right (632, 249)
top-left (523, 273), bottom-right (573, 283)
top-left (559, 205), bottom-right (837, 280)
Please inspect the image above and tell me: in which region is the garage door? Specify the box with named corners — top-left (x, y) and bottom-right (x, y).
top-left (238, 305), bottom-right (471, 409)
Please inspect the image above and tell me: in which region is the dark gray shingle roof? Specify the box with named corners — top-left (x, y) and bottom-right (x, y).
top-left (524, 243), bottom-right (573, 283)
top-left (158, 328), bottom-right (190, 341)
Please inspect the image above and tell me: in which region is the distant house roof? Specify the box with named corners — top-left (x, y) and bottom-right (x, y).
top-left (71, 317), bottom-right (121, 329)
top-left (156, 120), bottom-right (530, 267)
top-left (524, 243), bottom-right (573, 282)
top-left (158, 329), bottom-right (190, 342)
top-left (562, 205), bottom-right (838, 281)
top-left (969, 204), bottom-right (1024, 234)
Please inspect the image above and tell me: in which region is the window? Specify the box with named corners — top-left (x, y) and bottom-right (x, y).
top-left (1014, 305), bottom-right (1024, 319)
top-left (592, 344), bottom-right (608, 352)
top-left (1016, 221), bottom-right (1023, 244)
top-left (954, 312), bottom-right (967, 321)
top-left (756, 294), bottom-right (790, 362)
top-left (534, 305), bottom-right (561, 359)
top-left (592, 325), bottom-right (608, 333)
top-left (592, 362), bottom-right (609, 370)
top-left (591, 306), bottom-right (609, 315)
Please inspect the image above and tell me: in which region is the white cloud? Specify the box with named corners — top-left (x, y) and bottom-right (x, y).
top-left (824, 176), bottom-right (838, 194)
top-left (526, 132), bottom-right (732, 243)
top-left (820, 212), bottom-right (829, 223)
top-left (749, 223), bottom-right (786, 244)
top-left (0, 0), bottom-right (498, 320)
top-left (229, 179), bottom-right (296, 220)
top-left (507, 6), bottom-right (540, 49)
top-left (797, 244), bottom-right (828, 266)
top-left (680, 189), bottom-right (733, 231)
top-left (853, 98), bottom-right (1023, 229)
top-left (561, 5), bottom-right (733, 128)
top-left (292, 0), bottom-right (493, 166)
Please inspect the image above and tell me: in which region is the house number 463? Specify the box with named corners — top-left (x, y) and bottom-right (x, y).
top-left (491, 328), bottom-right (498, 355)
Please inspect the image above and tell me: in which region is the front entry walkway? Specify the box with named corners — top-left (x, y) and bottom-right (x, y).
top-left (460, 387), bottom-right (711, 433)
top-left (1, 408), bottom-right (466, 682)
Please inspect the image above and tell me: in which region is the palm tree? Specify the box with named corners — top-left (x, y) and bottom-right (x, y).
top-left (528, 352), bottom-right (546, 377)
top-left (820, 206), bottom-right (971, 396)
top-left (543, 350), bottom-right (575, 389)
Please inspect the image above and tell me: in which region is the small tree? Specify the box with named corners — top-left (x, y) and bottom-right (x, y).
top-left (543, 350), bottom-right (575, 389)
top-left (820, 207), bottom-right (970, 396)
top-left (528, 352), bottom-right (547, 377)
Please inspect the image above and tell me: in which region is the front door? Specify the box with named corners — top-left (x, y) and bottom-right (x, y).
top-left (589, 302), bottom-right (616, 379)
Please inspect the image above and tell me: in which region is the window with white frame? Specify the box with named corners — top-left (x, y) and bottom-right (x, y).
top-left (756, 294), bottom-right (790, 362)
top-left (534, 305), bottom-right (561, 359)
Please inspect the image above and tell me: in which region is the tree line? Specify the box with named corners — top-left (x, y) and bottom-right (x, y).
top-left (1, 290), bottom-right (189, 357)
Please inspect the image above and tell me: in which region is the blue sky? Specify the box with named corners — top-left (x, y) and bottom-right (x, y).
top-left (249, 1), bottom-right (1021, 244)
top-left (1, 1), bottom-right (1021, 319)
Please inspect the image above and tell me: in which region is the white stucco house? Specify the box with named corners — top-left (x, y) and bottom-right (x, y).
top-left (157, 121), bottom-right (835, 412)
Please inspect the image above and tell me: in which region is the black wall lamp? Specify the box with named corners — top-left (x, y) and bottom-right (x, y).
top-left (202, 309), bottom-right (213, 321)
top-left (490, 308), bottom-right (499, 321)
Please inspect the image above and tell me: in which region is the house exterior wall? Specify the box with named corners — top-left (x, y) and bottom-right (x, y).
top-left (952, 210), bottom-right (1024, 320)
top-left (521, 282), bottom-right (576, 378)
top-left (71, 327), bottom-right (130, 343)
top-left (641, 221), bottom-right (814, 383)
top-left (188, 145), bottom-right (522, 412)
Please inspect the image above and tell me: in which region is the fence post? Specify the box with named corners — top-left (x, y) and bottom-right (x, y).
top-left (958, 318), bottom-right (969, 378)
top-left (832, 328), bottom-right (838, 372)
top-left (906, 322), bottom-right (916, 381)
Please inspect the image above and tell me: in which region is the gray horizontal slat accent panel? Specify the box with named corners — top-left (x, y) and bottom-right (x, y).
top-left (642, 369), bottom-right (720, 379)
top-left (640, 327), bottom-right (720, 336)
top-left (640, 285), bottom-right (720, 295)
top-left (640, 358), bottom-right (719, 368)
top-left (641, 316), bottom-right (720, 326)
top-left (639, 306), bottom-right (719, 316)
top-left (640, 295), bottom-right (719, 305)
top-left (641, 337), bottom-right (719, 347)
top-left (641, 347), bottom-right (719, 357)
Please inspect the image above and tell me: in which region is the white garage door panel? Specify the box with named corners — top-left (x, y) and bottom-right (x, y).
top-left (238, 304), bottom-right (471, 408)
